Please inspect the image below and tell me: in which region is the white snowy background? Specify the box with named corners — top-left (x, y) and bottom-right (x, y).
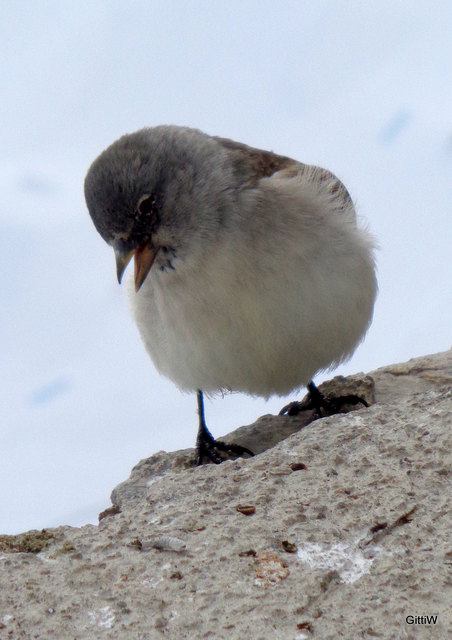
top-left (1, 1), bottom-right (450, 534)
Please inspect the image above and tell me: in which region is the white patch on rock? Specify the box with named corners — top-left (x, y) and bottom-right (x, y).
top-left (297, 540), bottom-right (384, 583)
top-left (88, 606), bottom-right (115, 629)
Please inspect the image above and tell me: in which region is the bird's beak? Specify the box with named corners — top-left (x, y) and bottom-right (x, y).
top-left (134, 243), bottom-right (158, 291)
top-left (115, 248), bottom-right (135, 285)
top-left (114, 243), bottom-right (158, 292)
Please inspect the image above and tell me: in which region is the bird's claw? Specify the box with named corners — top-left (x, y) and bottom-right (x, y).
top-left (279, 382), bottom-right (369, 418)
top-left (195, 436), bottom-right (254, 466)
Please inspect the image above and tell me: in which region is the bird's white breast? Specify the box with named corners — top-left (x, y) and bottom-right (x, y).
top-left (128, 170), bottom-right (377, 397)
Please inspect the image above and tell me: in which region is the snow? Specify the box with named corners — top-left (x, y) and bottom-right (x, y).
top-left (1, 1), bottom-right (451, 534)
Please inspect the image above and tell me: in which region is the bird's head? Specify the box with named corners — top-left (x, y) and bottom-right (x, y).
top-left (84, 126), bottom-right (225, 291)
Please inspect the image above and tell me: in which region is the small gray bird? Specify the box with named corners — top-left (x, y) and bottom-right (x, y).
top-left (84, 126), bottom-right (377, 464)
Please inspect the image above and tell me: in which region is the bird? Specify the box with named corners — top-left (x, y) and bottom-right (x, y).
top-left (84, 125), bottom-right (377, 464)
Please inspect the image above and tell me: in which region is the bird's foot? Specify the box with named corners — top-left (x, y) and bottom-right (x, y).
top-left (195, 389), bottom-right (254, 465)
top-left (195, 427), bottom-right (254, 465)
top-left (279, 381), bottom-right (369, 418)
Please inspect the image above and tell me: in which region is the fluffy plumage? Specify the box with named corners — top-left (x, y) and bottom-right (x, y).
top-left (85, 125), bottom-right (377, 461)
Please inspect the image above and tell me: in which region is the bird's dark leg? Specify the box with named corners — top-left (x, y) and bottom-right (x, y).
top-left (195, 390), bottom-right (223, 465)
top-left (279, 380), bottom-right (369, 417)
top-left (194, 390), bottom-right (254, 465)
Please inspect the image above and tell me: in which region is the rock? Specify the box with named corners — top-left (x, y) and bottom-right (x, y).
top-left (0, 350), bottom-right (450, 639)
top-left (111, 372), bottom-right (376, 508)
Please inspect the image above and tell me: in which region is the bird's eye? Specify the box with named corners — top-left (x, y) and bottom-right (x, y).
top-left (133, 192), bottom-right (161, 233)
top-left (137, 194), bottom-right (155, 216)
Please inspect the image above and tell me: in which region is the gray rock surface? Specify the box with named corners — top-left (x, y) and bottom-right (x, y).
top-left (1, 350), bottom-right (451, 639)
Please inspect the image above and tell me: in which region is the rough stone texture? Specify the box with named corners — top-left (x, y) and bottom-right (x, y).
top-left (1, 350), bottom-right (451, 639)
